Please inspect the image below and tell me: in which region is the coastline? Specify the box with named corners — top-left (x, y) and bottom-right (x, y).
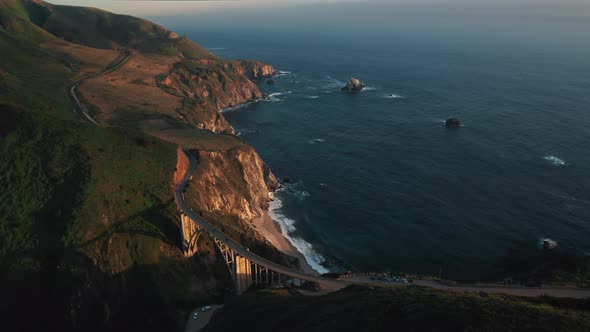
top-left (253, 210), bottom-right (320, 276)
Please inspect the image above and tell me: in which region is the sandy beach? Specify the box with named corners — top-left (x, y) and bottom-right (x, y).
top-left (253, 211), bottom-right (319, 276)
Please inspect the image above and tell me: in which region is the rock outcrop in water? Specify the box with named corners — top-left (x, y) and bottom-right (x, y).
top-left (342, 77), bottom-right (365, 92)
top-left (445, 117), bottom-right (462, 127)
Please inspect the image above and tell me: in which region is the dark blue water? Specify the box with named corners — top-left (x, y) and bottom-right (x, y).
top-left (155, 5), bottom-right (590, 280)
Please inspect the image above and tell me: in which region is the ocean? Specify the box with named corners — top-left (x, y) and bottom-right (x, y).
top-left (154, 3), bottom-right (590, 281)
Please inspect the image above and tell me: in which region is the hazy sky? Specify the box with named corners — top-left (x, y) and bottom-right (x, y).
top-left (48, 0), bottom-right (366, 16)
top-left (46, 0), bottom-right (590, 17)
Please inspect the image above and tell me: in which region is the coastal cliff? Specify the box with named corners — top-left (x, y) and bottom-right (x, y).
top-left (157, 59), bottom-right (275, 132)
top-left (0, 0), bottom-right (284, 330)
top-left (236, 59), bottom-right (277, 79)
top-left (186, 145), bottom-right (279, 223)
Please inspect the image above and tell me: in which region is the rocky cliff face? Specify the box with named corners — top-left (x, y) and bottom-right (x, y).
top-left (186, 145), bottom-right (279, 222)
top-left (236, 60), bottom-right (277, 80)
top-left (157, 59), bottom-right (275, 133)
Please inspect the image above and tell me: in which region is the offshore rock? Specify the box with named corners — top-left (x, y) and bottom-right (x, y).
top-left (341, 77), bottom-right (365, 92)
top-left (445, 117), bottom-right (462, 128)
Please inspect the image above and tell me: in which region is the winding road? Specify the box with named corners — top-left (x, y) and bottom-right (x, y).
top-left (68, 48), bottom-right (131, 126)
top-left (67, 50), bottom-right (590, 299)
top-left (174, 150), bottom-right (350, 292)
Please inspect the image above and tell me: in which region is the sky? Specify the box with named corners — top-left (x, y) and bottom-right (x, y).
top-left (46, 0), bottom-right (590, 17)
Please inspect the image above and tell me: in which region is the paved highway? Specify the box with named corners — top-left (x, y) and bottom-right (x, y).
top-left (174, 150), bottom-right (350, 292)
top-left (66, 52), bottom-right (590, 299)
top-left (67, 49), bottom-right (131, 125)
top-left (175, 150), bottom-right (590, 298)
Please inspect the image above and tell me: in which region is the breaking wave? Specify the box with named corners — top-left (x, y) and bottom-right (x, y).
top-left (276, 70), bottom-right (294, 77)
top-left (543, 155), bottom-right (566, 166)
top-left (384, 93), bottom-right (404, 99)
top-left (268, 194), bottom-right (330, 274)
top-left (222, 101), bottom-right (254, 112)
top-left (265, 92), bottom-right (286, 103)
top-left (236, 129), bottom-right (258, 136)
top-left (538, 238), bottom-right (558, 250)
top-left (308, 138), bottom-right (326, 144)
top-left (322, 76), bottom-right (346, 89)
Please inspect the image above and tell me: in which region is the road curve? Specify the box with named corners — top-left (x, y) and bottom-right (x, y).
top-left (175, 150), bottom-right (590, 298)
top-left (174, 149), bottom-right (351, 291)
top-left (66, 50), bottom-right (590, 299)
top-left (67, 49), bottom-right (131, 125)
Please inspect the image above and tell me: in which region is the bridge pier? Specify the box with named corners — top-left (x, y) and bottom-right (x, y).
top-left (180, 213), bottom-right (202, 257)
top-left (235, 255), bottom-right (253, 294)
top-left (176, 206), bottom-right (336, 295)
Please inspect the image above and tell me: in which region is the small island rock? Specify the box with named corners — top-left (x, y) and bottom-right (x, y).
top-left (266, 78), bottom-right (275, 85)
top-left (281, 176), bottom-right (294, 184)
top-left (341, 77), bottom-right (365, 92)
top-left (445, 117), bottom-right (462, 128)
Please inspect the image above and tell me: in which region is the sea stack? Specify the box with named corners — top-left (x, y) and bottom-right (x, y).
top-left (342, 77), bottom-right (365, 92)
top-left (445, 117), bottom-right (462, 128)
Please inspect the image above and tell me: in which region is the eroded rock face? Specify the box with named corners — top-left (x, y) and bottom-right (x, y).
top-left (187, 145), bottom-right (279, 223)
top-left (236, 60), bottom-right (277, 80)
top-left (156, 59), bottom-right (269, 133)
top-left (342, 77), bottom-right (365, 92)
top-left (445, 117), bottom-right (462, 127)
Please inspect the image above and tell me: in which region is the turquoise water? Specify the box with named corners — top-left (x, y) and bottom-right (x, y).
top-left (155, 5), bottom-right (590, 280)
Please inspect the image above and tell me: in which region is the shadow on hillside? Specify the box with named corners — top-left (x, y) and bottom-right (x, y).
top-left (0, 248), bottom-right (233, 332)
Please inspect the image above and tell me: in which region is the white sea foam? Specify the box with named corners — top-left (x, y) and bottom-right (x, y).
top-left (543, 155), bottom-right (566, 166)
top-left (308, 138), bottom-right (326, 144)
top-left (305, 95), bottom-right (320, 99)
top-left (291, 189), bottom-right (310, 200)
top-left (265, 92), bottom-right (286, 103)
top-left (268, 194), bottom-right (329, 274)
top-left (384, 93), bottom-right (404, 99)
top-left (322, 76), bottom-right (346, 89)
top-left (236, 129), bottom-right (257, 136)
top-left (275, 70), bottom-right (294, 77)
top-left (363, 86), bottom-right (377, 91)
top-left (222, 101), bottom-right (254, 112)
top-left (538, 238), bottom-right (558, 250)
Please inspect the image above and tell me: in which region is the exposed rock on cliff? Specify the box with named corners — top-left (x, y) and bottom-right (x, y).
top-left (236, 59), bottom-right (277, 80)
top-left (342, 77), bottom-right (365, 92)
top-left (186, 145), bottom-right (278, 222)
top-left (157, 59), bottom-right (272, 133)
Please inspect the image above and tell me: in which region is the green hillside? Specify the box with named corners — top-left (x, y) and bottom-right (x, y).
top-left (206, 285), bottom-right (590, 332)
top-left (0, 1), bottom-right (230, 331)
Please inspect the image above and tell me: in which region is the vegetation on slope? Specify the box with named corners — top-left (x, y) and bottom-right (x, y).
top-left (22, 0), bottom-right (213, 58)
top-left (0, 1), bottom-right (233, 330)
top-left (205, 285), bottom-right (590, 332)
